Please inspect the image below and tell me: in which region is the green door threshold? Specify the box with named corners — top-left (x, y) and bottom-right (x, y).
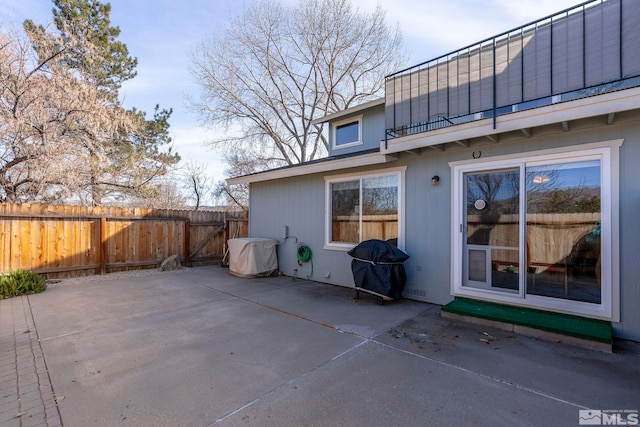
top-left (441, 297), bottom-right (612, 352)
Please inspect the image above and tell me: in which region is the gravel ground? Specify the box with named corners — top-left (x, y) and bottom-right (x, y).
top-left (46, 267), bottom-right (188, 288)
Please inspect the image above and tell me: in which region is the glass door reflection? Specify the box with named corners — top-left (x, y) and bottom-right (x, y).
top-left (525, 160), bottom-right (601, 303)
top-left (463, 168), bottom-right (520, 293)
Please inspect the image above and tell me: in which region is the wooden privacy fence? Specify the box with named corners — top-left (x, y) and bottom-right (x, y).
top-left (0, 204), bottom-right (248, 278)
top-left (467, 212), bottom-right (601, 266)
top-left (332, 214), bottom-right (398, 242)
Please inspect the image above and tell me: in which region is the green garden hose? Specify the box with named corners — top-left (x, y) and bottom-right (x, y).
top-left (294, 243), bottom-right (313, 281)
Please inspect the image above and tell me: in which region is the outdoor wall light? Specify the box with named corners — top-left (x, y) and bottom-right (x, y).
top-left (431, 175), bottom-right (440, 185)
top-left (532, 175), bottom-right (550, 184)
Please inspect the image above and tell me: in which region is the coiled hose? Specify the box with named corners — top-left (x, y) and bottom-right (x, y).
top-left (294, 243), bottom-right (313, 281)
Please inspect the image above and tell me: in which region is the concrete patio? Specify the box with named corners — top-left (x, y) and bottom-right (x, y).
top-left (1, 265), bottom-right (638, 426)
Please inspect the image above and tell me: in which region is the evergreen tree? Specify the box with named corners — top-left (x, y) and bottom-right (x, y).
top-left (0, 0), bottom-right (179, 206)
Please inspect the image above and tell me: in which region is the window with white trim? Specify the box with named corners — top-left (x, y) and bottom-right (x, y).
top-left (451, 141), bottom-right (621, 320)
top-left (325, 167), bottom-right (405, 249)
top-left (332, 116), bottom-right (362, 149)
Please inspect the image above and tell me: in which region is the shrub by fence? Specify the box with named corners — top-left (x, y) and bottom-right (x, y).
top-left (0, 204), bottom-right (248, 278)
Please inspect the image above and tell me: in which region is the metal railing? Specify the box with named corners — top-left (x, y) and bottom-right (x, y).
top-left (384, 0), bottom-right (640, 141)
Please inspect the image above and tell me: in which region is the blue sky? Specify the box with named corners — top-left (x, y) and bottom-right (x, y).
top-left (1, 0), bottom-right (583, 184)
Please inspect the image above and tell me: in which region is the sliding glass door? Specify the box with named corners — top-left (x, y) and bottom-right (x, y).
top-left (463, 168), bottom-right (521, 293)
top-left (452, 143), bottom-right (617, 319)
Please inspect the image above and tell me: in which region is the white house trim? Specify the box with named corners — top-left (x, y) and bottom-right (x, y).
top-left (227, 152), bottom-right (398, 185)
top-left (312, 98), bottom-right (385, 125)
top-left (332, 115), bottom-right (363, 150)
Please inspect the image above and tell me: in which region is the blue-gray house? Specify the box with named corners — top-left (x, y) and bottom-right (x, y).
top-left (228, 0), bottom-right (640, 344)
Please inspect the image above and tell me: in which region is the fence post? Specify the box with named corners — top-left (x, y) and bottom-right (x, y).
top-left (183, 219), bottom-right (191, 267)
top-left (100, 216), bottom-right (107, 275)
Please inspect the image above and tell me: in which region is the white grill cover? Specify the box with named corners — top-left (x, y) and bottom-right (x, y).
top-left (227, 238), bottom-right (278, 278)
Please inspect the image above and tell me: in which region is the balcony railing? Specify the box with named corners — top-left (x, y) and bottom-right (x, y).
top-left (384, 0), bottom-right (640, 142)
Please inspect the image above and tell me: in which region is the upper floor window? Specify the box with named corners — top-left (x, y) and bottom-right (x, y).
top-left (333, 116), bottom-right (362, 149)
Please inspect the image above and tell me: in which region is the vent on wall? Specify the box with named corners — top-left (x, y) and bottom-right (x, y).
top-left (404, 288), bottom-right (427, 298)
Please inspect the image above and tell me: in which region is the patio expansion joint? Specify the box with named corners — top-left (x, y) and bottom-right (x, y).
top-left (187, 279), bottom-right (398, 424)
top-left (209, 304), bottom-right (431, 425)
top-left (194, 278), bottom-right (301, 299)
top-left (25, 295), bottom-right (64, 427)
top-left (369, 335), bottom-right (591, 412)
top-left (209, 339), bottom-right (370, 425)
top-left (199, 285), bottom-right (340, 332)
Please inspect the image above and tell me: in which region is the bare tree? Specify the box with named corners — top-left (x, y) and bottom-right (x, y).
top-left (182, 161), bottom-right (214, 211)
top-left (211, 153), bottom-right (260, 211)
top-left (189, 0), bottom-right (406, 176)
top-left (127, 178), bottom-right (187, 210)
top-left (213, 181), bottom-right (248, 212)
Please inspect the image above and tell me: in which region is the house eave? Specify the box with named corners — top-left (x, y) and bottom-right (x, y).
top-left (226, 151), bottom-right (398, 185)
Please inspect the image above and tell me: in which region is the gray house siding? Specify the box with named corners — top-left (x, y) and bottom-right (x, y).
top-left (616, 118), bottom-right (640, 341)
top-left (401, 151), bottom-right (453, 305)
top-left (247, 111), bottom-right (640, 341)
top-left (250, 174), bottom-right (354, 287)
